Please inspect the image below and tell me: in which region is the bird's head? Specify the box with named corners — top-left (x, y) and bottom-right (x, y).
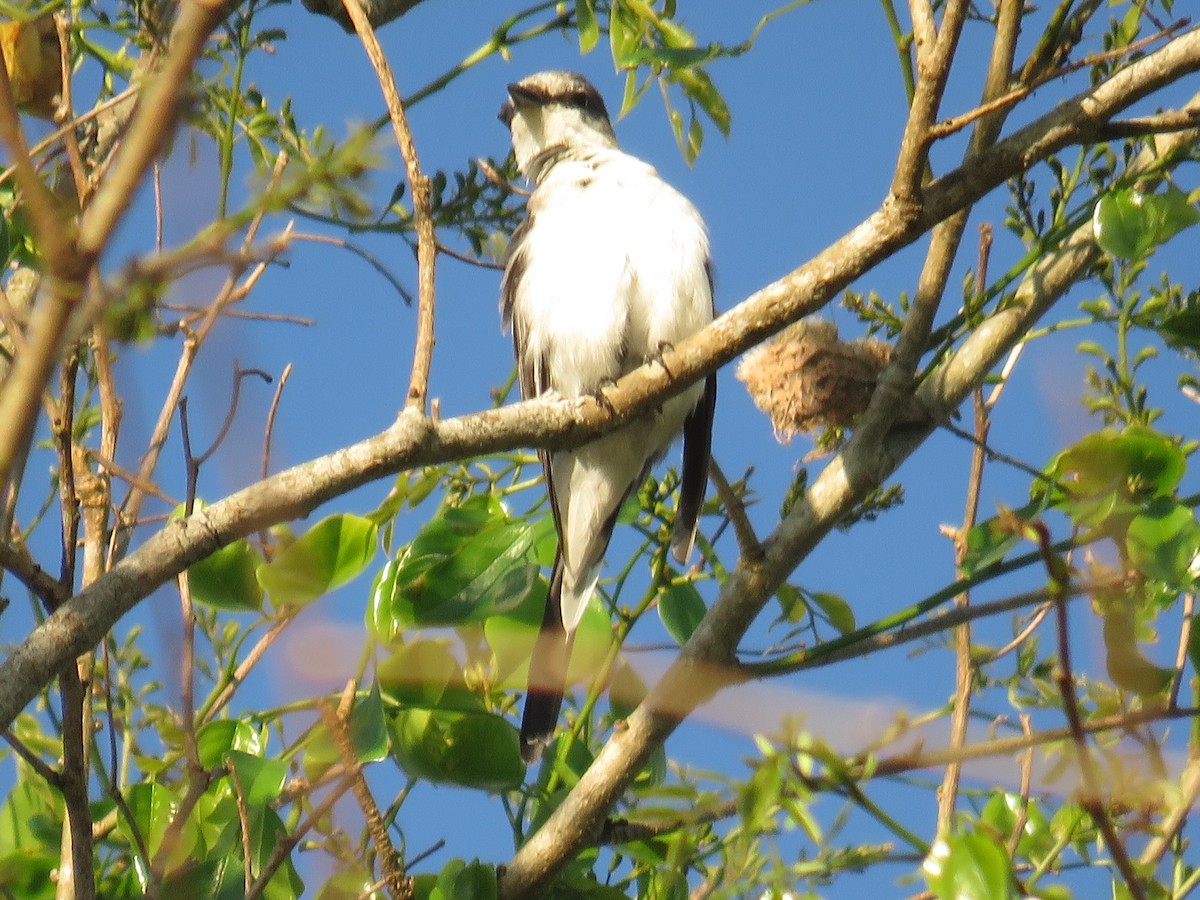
top-left (499, 70), bottom-right (618, 179)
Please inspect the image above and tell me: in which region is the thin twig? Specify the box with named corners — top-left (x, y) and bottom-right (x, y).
top-left (340, 0), bottom-right (437, 412)
top-left (226, 757), bottom-right (256, 895)
top-left (1040, 524), bottom-right (1147, 900)
top-left (936, 222), bottom-right (995, 835)
top-left (2, 730), bottom-right (62, 786)
top-left (930, 19), bottom-right (1193, 140)
top-left (707, 460), bottom-right (762, 561)
top-left (1167, 591), bottom-right (1194, 709)
top-left (318, 685), bottom-right (411, 899)
top-left (292, 232), bottom-right (413, 303)
top-left (245, 775), bottom-right (356, 900)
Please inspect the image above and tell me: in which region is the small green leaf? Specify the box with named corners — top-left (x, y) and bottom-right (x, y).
top-left (1094, 187), bottom-right (1200, 259)
top-left (484, 581), bottom-right (611, 690)
top-left (368, 495), bottom-right (538, 632)
top-left (1050, 426), bottom-right (1185, 501)
top-left (1187, 615), bottom-right (1200, 677)
top-left (658, 579), bottom-right (706, 645)
top-left (608, 2), bottom-right (640, 68)
top-left (811, 591), bottom-right (855, 635)
top-left (225, 750), bottom-right (287, 806)
top-left (430, 860), bottom-right (497, 900)
top-left (187, 538), bottom-right (264, 611)
top-left (195, 719), bottom-right (265, 769)
top-left (390, 708), bottom-right (523, 790)
top-left (923, 830), bottom-right (1013, 900)
top-left (257, 514), bottom-right (377, 607)
top-left (1159, 309), bottom-right (1200, 354)
top-left (1125, 498), bottom-right (1200, 585)
top-left (304, 684), bottom-right (389, 779)
top-left (377, 639), bottom-right (483, 712)
top-left (575, 0), bottom-right (599, 53)
top-left (1102, 606), bottom-right (1173, 698)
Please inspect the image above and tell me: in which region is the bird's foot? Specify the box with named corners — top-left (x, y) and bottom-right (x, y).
top-left (649, 341), bottom-right (675, 378)
top-left (588, 378), bottom-right (618, 414)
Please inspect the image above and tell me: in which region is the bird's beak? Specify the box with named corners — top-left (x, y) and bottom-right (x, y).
top-left (498, 98), bottom-right (515, 126)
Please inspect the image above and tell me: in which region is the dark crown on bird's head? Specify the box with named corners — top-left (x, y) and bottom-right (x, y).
top-left (498, 70), bottom-right (611, 127)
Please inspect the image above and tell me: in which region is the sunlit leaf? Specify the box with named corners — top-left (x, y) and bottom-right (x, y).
top-left (174, 503), bottom-right (264, 611)
top-left (483, 583), bottom-right (611, 689)
top-left (1094, 186), bottom-right (1200, 259)
top-left (1125, 498), bottom-right (1200, 586)
top-left (368, 495), bottom-right (538, 633)
top-left (257, 514), bottom-right (377, 607)
top-left (1102, 605), bottom-right (1173, 698)
top-left (304, 684), bottom-right (390, 779)
top-left (811, 591), bottom-right (855, 635)
top-left (390, 707), bottom-right (523, 790)
top-left (923, 831), bottom-right (1013, 900)
top-left (658, 579), bottom-right (706, 644)
top-left (575, 0), bottom-right (599, 53)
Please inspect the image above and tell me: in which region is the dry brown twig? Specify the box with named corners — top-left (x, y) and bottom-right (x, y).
top-left (318, 685), bottom-right (412, 899)
top-left (339, 0), bottom-right (437, 413)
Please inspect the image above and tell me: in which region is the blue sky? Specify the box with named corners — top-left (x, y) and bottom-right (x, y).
top-left (7, 1), bottom-right (1200, 895)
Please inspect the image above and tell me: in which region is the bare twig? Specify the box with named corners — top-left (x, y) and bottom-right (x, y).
top-left (226, 757), bottom-right (256, 894)
top-left (339, 0), bottom-right (437, 412)
top-left (707, 460), bottom-right (762, 562)
top-left (261, 363), bottom-right (293, 484)
top-left (890, 0), bottom-right (970, 199)
top-left (936, 224), bottom-right (995, 835)
top-left (1040, 524), bottom-right (1147, 900)
top-left (2, 730), bottom-right (62, 786)
top-left (318, 687), bottom-right (412, 899)
top-left (245, 775), bottom-right (356, 900)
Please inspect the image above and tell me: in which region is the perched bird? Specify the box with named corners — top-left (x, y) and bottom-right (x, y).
top-left (498, 71), bottom-right (717, 763)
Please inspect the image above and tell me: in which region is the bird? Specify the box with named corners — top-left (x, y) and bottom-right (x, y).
top-left (498, 70), bottom-right (717, 763)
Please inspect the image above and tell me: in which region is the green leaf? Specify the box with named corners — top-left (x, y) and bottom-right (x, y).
top-left (961, 499), bottom-right (1049, 576)
top-left (923, 830), bottom-right (1013, 900)
top-left (429, 859), bottom-right (497, 900)
top-left (658, 579), bottom-right (706, 644)
top-left (377, 639), bottom-right (483, 712)
top-left (1093, 187), bottom-right (1200, 259)
top-left (1188, 615), bottom-right (1200, 678)
top-left (304, 684), bottom-right (390, 779)
top-left (575, 0), bottom-right (599, 53)
top-left (195, 719), bottom-right (266, 769)
top-left (1125, 498), bottom-right (1200, 586)
top-left (122, 782), bottom-right (199, 883)
top-left (608, 2), bottom-right (640, 69)
top-left (1048, 427), bottom-right (1186, 526)
top-left (316, 864), bottom-right (382, 900)
top-left (811, 591), bottom-right (856, 635)
top-left (225, 750), bottom-right (287, 805)
top-left (1158, 308), bottom-right (1200, 354)
top-left (1102, 605), bottom-right (1173, 698)
top-left (368, 495), bottom-right (538, 634)
top-left (483, 582), bottom-right (611, 689)
top-left (174, 502), bottom-right (265, 611)
top-left (640, 868), bottom-right (688, 900)
top-left (0, 849), bottom-right (56, 900)
top-left (390, 708), bottom-right (524, 790)
top-left (0, 777), bottom-right (61, 854)
top-left (257, 514), bottom-right (377, 607)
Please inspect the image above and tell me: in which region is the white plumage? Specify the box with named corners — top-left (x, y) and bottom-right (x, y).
top-left (499, 71), bottom-right (716, 762)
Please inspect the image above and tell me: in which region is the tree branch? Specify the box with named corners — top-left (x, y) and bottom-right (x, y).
top-left (0, 25), bottom-right (1198, 845)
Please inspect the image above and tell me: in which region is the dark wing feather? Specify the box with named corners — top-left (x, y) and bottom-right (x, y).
top-left (671, 260), bottom-right (717, 564)
top-left (671, 372), bottom-right (715, 564)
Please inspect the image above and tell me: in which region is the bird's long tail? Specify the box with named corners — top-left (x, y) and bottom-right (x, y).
top-left (520, 554), bottom-right (575, 763)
